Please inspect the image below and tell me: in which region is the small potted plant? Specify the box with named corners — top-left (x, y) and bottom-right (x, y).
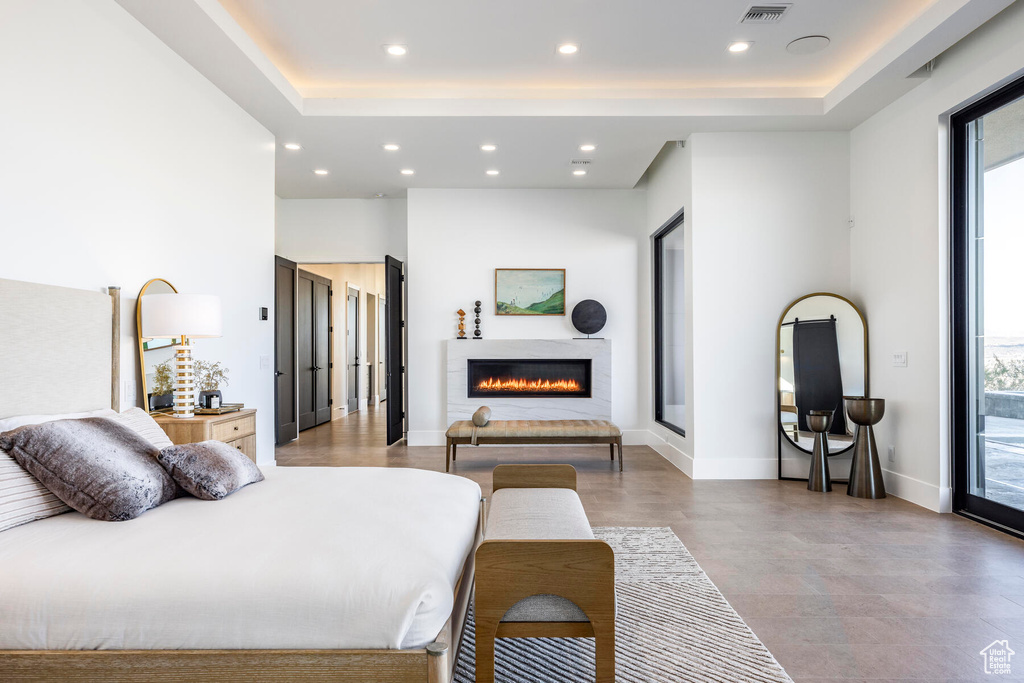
top-left (195, 360), bottom-right (230, 409)
top-left (149, 361), bottom-right (174, 412)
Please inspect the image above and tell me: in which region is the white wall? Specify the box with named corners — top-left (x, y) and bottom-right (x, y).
top-left (276, 198), bottom-right (408, 263)
top-left (0, 0), bottom-right (277, 464)
top-left (850, 0), bottom-right (1024, 512)
top-left (641, 143), bottom-right (694, 473)
top-left (406, 189), bottom-right (646, 446)
top-left (641, 134), bottom-right (851, 478)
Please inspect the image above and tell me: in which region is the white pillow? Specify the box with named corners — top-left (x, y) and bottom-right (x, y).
top-left (109, 408), bottom-right (173, 450)
top-left (0, 407), bottom-right (116, 433)
top-left (1, 449), bottom-right (72, 533)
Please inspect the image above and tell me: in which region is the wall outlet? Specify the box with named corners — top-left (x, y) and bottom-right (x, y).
top-left (888, 445), bottom-right (896, 463)
top-left (259, 354), bottom-right (271, 371)
top-left (892, 351), bottom-right (908, 367)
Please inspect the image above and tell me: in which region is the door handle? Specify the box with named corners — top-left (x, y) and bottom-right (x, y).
top-left (275, 371), bottom-right (285, 377)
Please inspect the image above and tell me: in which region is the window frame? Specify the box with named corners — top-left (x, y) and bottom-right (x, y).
top-left (951, 72), bottom-right (1024, 538)
top-left (653, 206), bottom-right (687, 438)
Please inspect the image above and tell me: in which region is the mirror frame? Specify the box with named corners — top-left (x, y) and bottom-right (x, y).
top-left (775, 292), bottom-right (869, 475)
top-left (136, 278), bottom-right (178, 414)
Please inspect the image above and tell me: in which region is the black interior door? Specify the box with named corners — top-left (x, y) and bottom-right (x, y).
top-left (297, 271), bottom-right (315, 432)
top-left (347, 288), bottom-right (359, 413)
top-left (274, 256), bottom-right (297, 445)
top-left (314, 279), bottom-right (332, 426)
top-left (385, 255), bottom-right (404, 445)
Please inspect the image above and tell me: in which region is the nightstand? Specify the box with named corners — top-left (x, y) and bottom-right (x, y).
top-left (153, 409), bottom-right (257, 462)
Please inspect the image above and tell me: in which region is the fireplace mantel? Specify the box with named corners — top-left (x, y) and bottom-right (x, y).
top-left (446, 339), bottom-right (611, 423)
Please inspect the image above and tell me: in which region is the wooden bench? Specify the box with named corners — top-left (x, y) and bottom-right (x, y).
top-left (474, 465), bottom-right (615, 683)
top-left (445, 419), bottom-right (623, 473)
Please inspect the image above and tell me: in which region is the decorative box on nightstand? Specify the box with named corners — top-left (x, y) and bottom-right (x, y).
top-left (153, 409), bottom-right (257, 462)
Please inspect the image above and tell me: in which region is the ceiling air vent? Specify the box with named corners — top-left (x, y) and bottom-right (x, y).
top-left (570, 159), bottom-right (592, 166)
top-left (740, 4), bottom-right (792, 23)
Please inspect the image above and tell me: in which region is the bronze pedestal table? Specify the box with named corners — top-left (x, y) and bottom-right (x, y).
top-left (806, 409), bottom-right (834, 493)
top-left (845, 397), bottom-right (886, 499)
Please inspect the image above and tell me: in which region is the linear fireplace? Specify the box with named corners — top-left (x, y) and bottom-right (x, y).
top-left (467, 358), bottom-right (592, 398)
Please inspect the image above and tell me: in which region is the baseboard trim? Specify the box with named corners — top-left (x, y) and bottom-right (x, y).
top-left (407, 430), bottom-right (445, 447)
top-left (881, 468), bottom-right (949, 513)
top-left (692, 457), bottom-right (779, 480)
top-left (645, 430), bottom-right (693, 477)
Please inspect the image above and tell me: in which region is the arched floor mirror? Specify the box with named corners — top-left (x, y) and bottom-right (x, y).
top-left (776, 292), bottom-right (869, 481)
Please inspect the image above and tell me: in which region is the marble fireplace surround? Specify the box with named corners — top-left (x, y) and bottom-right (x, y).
top-left (446, 339), bottom-right (611, 423)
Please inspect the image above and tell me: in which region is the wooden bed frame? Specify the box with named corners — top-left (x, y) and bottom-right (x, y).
top-left (0, 278), bottom-right (478, 683)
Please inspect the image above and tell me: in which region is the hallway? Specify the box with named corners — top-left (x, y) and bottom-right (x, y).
top-left (276, 405), bottom-right (391, 466)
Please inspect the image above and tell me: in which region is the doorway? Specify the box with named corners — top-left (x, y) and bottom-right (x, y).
top-left (274, 261), bottom-right (401, 450)
top-left (952, 72), bottom-right (1024, 537)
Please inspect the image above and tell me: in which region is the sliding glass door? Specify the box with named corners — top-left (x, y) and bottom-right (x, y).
top-left (952, 74), bottom-right (1024, 536)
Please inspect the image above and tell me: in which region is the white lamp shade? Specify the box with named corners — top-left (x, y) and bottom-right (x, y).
top-left (142, 293), bottom-right (222, 339)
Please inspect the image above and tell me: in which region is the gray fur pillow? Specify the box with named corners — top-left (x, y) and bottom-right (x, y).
top-left (0, 418), bottom-right (178, 522)
top-left (157, 441), bottom-right (264, 500)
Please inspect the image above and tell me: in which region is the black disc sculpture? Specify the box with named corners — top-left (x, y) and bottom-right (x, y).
top-left (571, 299), bottom-right (607, 337)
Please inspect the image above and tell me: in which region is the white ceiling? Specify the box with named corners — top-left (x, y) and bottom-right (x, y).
top-left (115, 0), bottom-right (1015, 198)
top-left (217, 0), bottom-right (929, 98)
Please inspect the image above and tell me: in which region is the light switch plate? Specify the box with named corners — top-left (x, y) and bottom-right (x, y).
top-left (259, 355), bottom-right (271, 370)
top-left (892, 351), bottom-right (908, 368)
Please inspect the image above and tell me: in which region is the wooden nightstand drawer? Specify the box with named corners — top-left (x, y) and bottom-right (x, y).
top-left (153, 409), bottom-right (258, 461)
top-left (211, 414), bottom-right (256, 442)
top-left (229, 434), bottom-right (257, 462)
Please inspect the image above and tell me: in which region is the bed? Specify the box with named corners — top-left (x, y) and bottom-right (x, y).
top-left (0, 278), bottom-right (480, 683)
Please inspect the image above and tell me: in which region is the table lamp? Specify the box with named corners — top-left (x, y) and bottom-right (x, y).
top-left (141, 293), bottom-right (222, 418)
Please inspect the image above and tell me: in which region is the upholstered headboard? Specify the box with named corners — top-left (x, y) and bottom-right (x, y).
top-left (0, 278), bottom-right (120, 419)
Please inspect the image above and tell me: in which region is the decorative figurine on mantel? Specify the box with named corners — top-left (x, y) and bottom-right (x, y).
top-left (457, 309), bottom-right (467, 340)
top-left (473, 301), bottom-right (482, 339)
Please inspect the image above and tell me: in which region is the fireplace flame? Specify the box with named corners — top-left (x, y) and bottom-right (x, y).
top-left (476, 377), bottom-right (582, 393)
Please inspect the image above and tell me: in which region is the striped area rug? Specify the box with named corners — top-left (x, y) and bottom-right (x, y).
top-left (454, 527), bottom-right (792, 683)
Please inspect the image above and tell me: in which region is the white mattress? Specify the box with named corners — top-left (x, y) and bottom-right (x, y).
top-left (0, 466), bottom-right (481, 651)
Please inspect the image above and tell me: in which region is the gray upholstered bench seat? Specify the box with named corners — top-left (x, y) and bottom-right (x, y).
top-left (486, 488), bottom-right (594, 622)
top-left (444, 419), bottom-right (624, 472)
top-left (474, 465), bottom-right (616, 682)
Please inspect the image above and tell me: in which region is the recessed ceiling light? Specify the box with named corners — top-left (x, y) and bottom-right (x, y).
top-left (728, 41), bottom-right (752, 53)
top-left (480, 144), bottom-right (497, 152)
top-left (486, 170), bottom-right (500, 176)
top-left (283, 143), bottom-right (301, 151)
top-left (375, 193), bottom-right (386, 198)
top-left (573, 169), bottom-right (587, 176)
top-left (400, 169), bottom-right (415, 175)
top-left (382, 143), bottom-right (400, 151)
top-left (557, 43), bottom-right (579, 55)
top-left (313, 169), bottom-right (329, 175)
top-left (385, 45), bottom-right (407, 56)
top-left (579, 144), bottom-right (596, 152)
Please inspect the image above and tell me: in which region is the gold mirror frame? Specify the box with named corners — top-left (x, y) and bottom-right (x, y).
top-left (137, 278), bottom-right (178, 414)
top-left (775, 292), bottom-right (869, 463)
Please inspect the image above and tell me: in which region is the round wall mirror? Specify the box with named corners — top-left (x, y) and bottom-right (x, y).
top-left (136, 278), bottom-right (178, 413)
top-left (776, 293), bottom-right (868, 458)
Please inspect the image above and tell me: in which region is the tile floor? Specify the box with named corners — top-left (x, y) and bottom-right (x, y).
top-left (276, 407), bottom-right (1024, 681)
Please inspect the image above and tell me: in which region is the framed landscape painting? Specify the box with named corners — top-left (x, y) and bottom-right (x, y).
top-left (495, 268), bottom-right (565, 315)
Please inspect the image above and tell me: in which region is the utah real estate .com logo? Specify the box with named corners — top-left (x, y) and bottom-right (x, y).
top-left (980, 639), bottom-right (1015, 675)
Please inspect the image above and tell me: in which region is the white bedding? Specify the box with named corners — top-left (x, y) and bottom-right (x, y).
top-left (0, 466), bottom-right (481, 650)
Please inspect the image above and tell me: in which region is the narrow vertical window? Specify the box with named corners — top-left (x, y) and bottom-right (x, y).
top-left (952, 74), bottom-right (1024, 536)
top-left (654, 209), bottom-right (686, 436)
